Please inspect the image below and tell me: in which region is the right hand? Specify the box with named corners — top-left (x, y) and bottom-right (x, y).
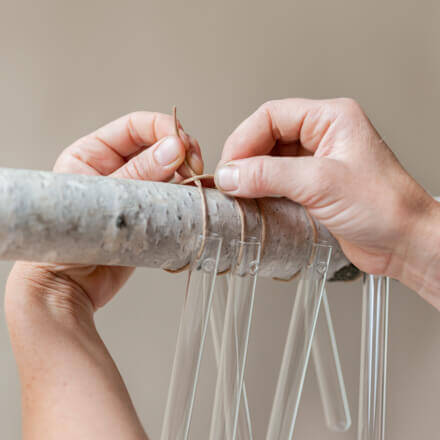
top-left (214, 98), bottom-right (437, 283)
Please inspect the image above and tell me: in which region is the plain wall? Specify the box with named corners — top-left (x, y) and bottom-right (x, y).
top-left (0, 1), bottom-right (439, 438)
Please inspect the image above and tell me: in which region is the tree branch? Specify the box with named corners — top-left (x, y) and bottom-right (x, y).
top-left (0, 168), bottom-right (358, 280)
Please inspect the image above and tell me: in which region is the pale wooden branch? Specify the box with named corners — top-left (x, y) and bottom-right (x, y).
top-left (0, 168), bottom-right (357, 280)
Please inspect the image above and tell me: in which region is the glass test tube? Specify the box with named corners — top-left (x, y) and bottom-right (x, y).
top-left (210, 274), bottom-right (253, 440)
top-left (160, 234), bottom-right (222, 440)
top-left (211, 267), bottom-right (349, 438)
top-left (266, 242), bottom-right (332, 440)
top-left (209, 239), bottom-right (261, 440)
top-left (312, 288), bottom-right (351, 432)
top-left (357, 274), bottom-right (389, 440)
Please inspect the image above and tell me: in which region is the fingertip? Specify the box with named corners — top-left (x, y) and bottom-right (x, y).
top-left (188, 152), bottom-right (204, 175)
top-left (187, 135), bottom-right (204, 173)
top-left (178, 129), bottom-right (191, 150)
top-left (172, 132), bottom-right (204, 177)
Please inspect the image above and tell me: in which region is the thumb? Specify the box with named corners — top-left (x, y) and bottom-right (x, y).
top-left (214, 156), bottom-right (345, 207)
top-left (112, 135), bottom-right (186, 181)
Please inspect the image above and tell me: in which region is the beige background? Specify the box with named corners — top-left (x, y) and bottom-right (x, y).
top-left (0, 0), bottom-right (439, 438)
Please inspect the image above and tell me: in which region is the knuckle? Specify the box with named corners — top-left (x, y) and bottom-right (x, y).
top-left (126, 112), bottom-right (146, 146)
top-left (257, 100), bottom-right (273, 113)
top-left (248, 158), bottom-right (268, 194)
top-left (53, 146), bottom-right (77, 172)
top-left (125, 158), bottom-right (146, 180)
top-left (258, 99), bottom-right (282, 115)
top-left (53, 152), bottom-right (69, 172)
top-left (335, 97), bottom-right (363, 117)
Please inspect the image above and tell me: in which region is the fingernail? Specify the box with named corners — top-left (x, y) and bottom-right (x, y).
top-left (154, 137), bottom-right (182, 166)
top-left (215, 165), bottom-right (239, 191)
top-left (179, 129), bottom-right (191, 150)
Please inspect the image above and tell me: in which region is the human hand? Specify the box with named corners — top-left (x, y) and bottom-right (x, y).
top-left (7, 111), bottom-right (203, 314)
top-left (214, 98), bottom-right (439, 299)
top-left (5, 111), bottom-right (203, 440)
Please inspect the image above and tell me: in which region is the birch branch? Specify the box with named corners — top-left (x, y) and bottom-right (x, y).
top-left (0, 168), bottom-right (358, 280)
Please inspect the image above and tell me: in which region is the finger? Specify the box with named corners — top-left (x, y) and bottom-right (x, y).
top-left (176, 134), bottom-right (204, 178)
top-left (220, 98), bottom-right (346, 164)
top-left (214, 155), bottom-right (347, 207)
top-left (112, 135), bottom-right (186, 181)
top-left (187, 134), bottom-right (204, 174)
top-left (55, 111), bottom-right (202, 177)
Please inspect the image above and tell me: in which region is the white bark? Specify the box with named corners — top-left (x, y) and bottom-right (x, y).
top-left (0, 168), bottom-right (357, 280)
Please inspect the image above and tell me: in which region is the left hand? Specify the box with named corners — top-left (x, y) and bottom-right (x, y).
top-left (7, 111), bottom-right (203, 313)
top-left (5, 111), bottom-right (204, 440)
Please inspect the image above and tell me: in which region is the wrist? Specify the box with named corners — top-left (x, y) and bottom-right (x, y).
top-left (5, 262), bottom-right (95, 337)
top-left (391, 198), bottom-right (440, 308)
top-left (5, 264), bottom-right (148, 440)
top-left (5, 262), bottom-right (104, 392)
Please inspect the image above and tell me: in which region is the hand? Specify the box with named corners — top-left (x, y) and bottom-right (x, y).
top-left (8, 111), bottom-right (203, 312)
top-left (5, 111), bottom-right (203, 440)
top-left (214, 98), bottom-right (440, 299)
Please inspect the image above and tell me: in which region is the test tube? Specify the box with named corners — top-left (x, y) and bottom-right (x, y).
top-left (312, 288), bottom-right (351, 432)
top-left (266, 242), bottom-right (332, 440)
top-left (209, 239), bottom-right (261, 440)
top-left (160, 234), bottom-right (222, 440)
top-left (357, 274), bottom-right (389, 440)
top-left (210, 274), bottom-right (254, 440)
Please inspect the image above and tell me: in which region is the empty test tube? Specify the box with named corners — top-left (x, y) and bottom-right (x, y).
top-left (210, 274), bottom-right (253, 440)
top-left (266, 242), bottom-right (332, 440)
top-left (357, 275), bottom-right (389, 440)
top-left (209, 239), bottom-right (261, 440)
top-left (212, 274), bottom-right (350, 438)
top-left (312, 289), bottom-right (351, 432)
top-left (160, 234), bottom-right (222, 440)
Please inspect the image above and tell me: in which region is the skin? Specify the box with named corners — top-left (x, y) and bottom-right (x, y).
top-left (5, 111), bottom-right (203, 440)
top-left (214, 98), bottom-right (440, 309)
top-left (5, 98), bottom-right (440, 439)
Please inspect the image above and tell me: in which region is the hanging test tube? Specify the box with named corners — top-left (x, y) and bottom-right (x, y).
top-left (357, 274), bottom-right (389, 440)
top-left (210, 274), bottom-right (254, 440)
top-left (266, 242), bottom-right (332, 440)
top-left (209, 238), bottom-right (261, 440)
top-left (160, 234), bottom-right (222, 440)
top-left (312, 288), bottom-right (351, 432)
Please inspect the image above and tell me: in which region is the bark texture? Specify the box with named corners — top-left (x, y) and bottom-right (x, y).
top-left (0, 168), bottom-right (357, 280)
